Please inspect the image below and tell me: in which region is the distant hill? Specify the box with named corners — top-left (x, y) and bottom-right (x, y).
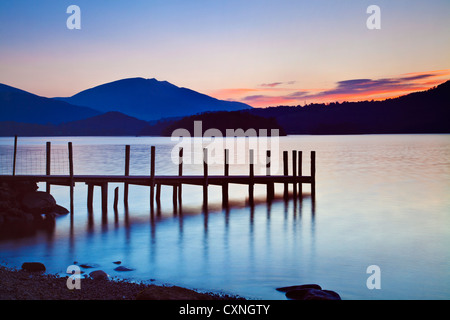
top-left (0, 121), bottom-right (56, 137)
top-left (0, 110), bottom-right (285, 137)
top-left (0, 112), bottom-right (152, 137)
top-left (153, 111), bottom-right (286, 137)
top-left (0, 84), bottom-right (101, 125)
top-left (247, 80), bottom-right (450, 134)
top-left (55, 111), bottom-right (151, 136)
top-left (56, 77), bottom-right (252, 121)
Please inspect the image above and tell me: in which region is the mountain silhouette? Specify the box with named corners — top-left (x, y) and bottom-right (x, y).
top-left (0, 83), bottom-right (100, 125)
top-left (1, 79), bottom-right (448, 136)
top-left (0, 112), bottom-right (152, 136)
top-left (55, 111), bottom-right (152, 136)
top-left (56, 77), bottom-right (252, 121)
top-left (246, 80), bottom-right (450, 134)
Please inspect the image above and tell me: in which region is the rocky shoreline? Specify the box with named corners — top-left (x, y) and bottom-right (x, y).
top-left (1, 262), bottom-right (341, 300)
top-left (0, 264), bottom-right (242, 300)
top-left (0, 181), bottom-right (68, 236)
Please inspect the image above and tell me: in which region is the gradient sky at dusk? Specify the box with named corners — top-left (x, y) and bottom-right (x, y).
top-left (1, 0), bottom-right (449, 107)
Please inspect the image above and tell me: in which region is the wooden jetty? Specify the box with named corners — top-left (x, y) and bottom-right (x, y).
top-left (1, 142), bottom-right (316, 213)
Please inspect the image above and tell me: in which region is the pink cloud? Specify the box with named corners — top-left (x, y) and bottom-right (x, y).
top-left (237, 69), bottom-right (450, 107)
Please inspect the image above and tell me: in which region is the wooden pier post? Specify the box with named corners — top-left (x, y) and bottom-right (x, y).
top-left (172, 147), bottom-right (183, 210)
top-left (178, 147), bottom-right (183, 204)
top-left (114, 187), bottom-right (119, 222)
top-left (172, 182), bottom-right (178, 213)
top-left (298, 151), bottom-right (303, 198)
top-left (311, 151), bottom-right (316, 200)
top-left (12, 135), bottom-right (17, 176)
top-left (292, 150), bottom-right (297, 199)
top-left (222, 149), bottom-right (229, 206)
top-left (283, 150), bottom-right (289, 200)
top-left (249, 149), bottom-right (254, 206)
top-left (203, 148), bottom-right (208, 209)
top-left (114, 186), bottom-right (119, 211)
top-left (156, 184), bottom-right (161, 206)
top-left (101, 182), bottom-right (108, 212)
top-left (68, 142), bottom-right (74, 214)
top-left (46, 142), bottom-right (51, 193)
top-left (150, 146), bottom-right (155, 211)
top-left (124, 145), bottom-right (130, 205)
top-left (266, 150), bottom-right (274, 201)
top-left (87, 184), bottom-right (94, 210)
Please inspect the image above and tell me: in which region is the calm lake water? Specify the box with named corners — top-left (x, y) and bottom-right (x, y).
top-left (0, 134), bottom-right (449, 300)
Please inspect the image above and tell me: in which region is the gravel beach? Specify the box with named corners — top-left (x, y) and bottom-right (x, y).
top-left (0, 265), bottom-right (243, 300)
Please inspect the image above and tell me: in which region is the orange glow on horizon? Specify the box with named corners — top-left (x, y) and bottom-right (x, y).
top-left (208, 69), bottom-right (450, 108)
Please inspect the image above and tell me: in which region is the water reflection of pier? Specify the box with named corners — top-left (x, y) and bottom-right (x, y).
top-left (59, 191), bottom-right (318, 300)
top-left (77, 191), bottom-right (316, 238)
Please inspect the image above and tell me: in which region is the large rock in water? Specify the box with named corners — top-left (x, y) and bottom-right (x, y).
top-left (285, 288), bottom-right (341, 300)
top-left (51, 204), bottom-right (70, 215)
top-left (276, 284), bottom-right (322, 292)
top-left (0, 183), bottom-right (67, 231)
top-left (89, 270), bottom-right (109, 281)
top-left (21, 262), bottom-right (46, 272)
top-left (276, 284), bottom-right (341, 300)
top-left (114, 266), bottom-right (135, 272)
top-left (21, 191), bottom-right (57, 215)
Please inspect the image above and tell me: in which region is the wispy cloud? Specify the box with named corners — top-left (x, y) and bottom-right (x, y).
top-left (241, 95), bottom-right (293, 106)
top-left (259, 82), bottom-right (283, 88)
top-left (226, 69), bottom-right (450, 107)
top-left (259, 81), bottom-right (296, 88)
top-left (297, 70), bottom-right (450, 102)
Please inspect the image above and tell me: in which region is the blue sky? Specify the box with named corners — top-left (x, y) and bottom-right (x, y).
top-left (1, 0), bottom-right (449, 106)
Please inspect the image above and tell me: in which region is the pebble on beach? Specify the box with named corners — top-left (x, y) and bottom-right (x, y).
top-left (114, 266), bottom-right (135, 272)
